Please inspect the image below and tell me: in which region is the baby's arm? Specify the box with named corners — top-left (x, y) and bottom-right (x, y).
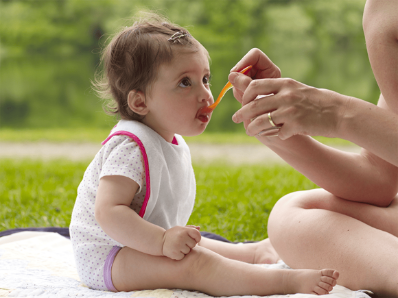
top-left (95, 175), bottom-right (201, 260)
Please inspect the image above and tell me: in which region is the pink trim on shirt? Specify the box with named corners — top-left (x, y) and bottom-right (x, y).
top-left (102, 131), bottom-right (151, 218)
top-left (172, 136), bottom-right (178, 145)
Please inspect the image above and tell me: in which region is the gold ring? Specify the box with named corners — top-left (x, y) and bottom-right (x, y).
top-left (268, 112), bottom-right (277, 127)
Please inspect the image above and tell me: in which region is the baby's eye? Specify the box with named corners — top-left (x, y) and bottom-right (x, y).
top-left (203, 75), bottom-right (211, 85)
top-left (179, 77), bottom-right (191, 88)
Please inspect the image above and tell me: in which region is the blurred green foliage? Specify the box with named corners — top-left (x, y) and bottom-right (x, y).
top-left (0, 0), bottom-right (379, 132)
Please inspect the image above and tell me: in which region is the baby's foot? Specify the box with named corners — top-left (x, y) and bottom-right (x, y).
top-left (286, 269), bottom-right (339, 295)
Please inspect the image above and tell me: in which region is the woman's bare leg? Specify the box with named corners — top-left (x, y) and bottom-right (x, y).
top-left (268, 189), bottom-right (398, 296)
top-left (111, 244), bottom-right (338, 296)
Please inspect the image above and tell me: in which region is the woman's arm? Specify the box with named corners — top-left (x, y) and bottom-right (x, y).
top-left (230, 76), bottom-right (398, 167)
top-left (230, 72), bottom-right (397, 205)
top-left (363, 0), bottom-right (398, 113)
top-left (228, 0), bottom-right (398, 205)
top-left (258, 131), bottom-right (398, 206)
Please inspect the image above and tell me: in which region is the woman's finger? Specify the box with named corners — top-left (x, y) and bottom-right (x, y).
top-left (230, 48), bottom-right (281, 79)
top-left (241, 78), bottom-right (287, 106)
top-left (232, 87), bottom-right (244, 104)
top-left (246, 109), bottom-right (282, 136)
top-left (228, 72), bottom-right (252, 94)
top-left (233, 92), bottom-right (280, 124)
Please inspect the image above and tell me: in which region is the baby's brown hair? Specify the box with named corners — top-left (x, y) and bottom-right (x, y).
top-left (93, 12), bottom-right (202, 121)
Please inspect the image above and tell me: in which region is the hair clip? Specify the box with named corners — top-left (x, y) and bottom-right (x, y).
top-left (168, 31), bottom-right (189, 43)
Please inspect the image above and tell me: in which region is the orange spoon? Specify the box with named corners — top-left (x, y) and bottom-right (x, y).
top-left (200, 65), bottom-right (252, 115)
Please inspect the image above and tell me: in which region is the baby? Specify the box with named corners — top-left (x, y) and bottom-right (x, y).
top-left (70, 13), bottom-right (339, 295)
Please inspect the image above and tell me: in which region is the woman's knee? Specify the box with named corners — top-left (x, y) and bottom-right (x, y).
top-left (268, 190), bottom-right (328, 241)
top-left (271, 189), bottom-right (331, 216)
top-left (270, 190), bottom-right (312, 217)
top-left (268, 192), bottom-right (300, 233)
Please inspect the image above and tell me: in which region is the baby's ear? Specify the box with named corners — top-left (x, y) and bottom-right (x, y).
top-left (127, 90), bottom-right (148, 116)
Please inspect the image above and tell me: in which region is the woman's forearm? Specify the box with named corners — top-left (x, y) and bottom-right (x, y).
top-left (253, 91), bottom-right (398, 205)
top-left (259, 134), bottom-right (397, 205)
top-left (229, 9), bottom-right (398, 205)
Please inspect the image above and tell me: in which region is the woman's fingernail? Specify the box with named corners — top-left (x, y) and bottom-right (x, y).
top-left (232, 113), bottom-right (239, 123)
top-left (228, 72), bottom-right (238, 84)
top-left (230, 65), bottom-right (237, 72)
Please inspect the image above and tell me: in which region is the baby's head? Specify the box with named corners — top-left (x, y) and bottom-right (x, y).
top-left (94, 13), bottom-right (209, 122)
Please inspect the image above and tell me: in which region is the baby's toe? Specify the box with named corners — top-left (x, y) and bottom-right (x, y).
top-left (313, 285), bottom-right (329, 295)
top-left (319, 281), bottom-right (333, 292)
top-left (321, 275), bottom-right (337, 286)
top-left (321, 269), bottom-right (339, 279)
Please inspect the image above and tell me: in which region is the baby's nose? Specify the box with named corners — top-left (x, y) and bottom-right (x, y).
top-left (202, 90), bottom-right (214, 105)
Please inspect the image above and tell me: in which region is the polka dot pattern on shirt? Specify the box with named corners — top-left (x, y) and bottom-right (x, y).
top-left (70, 135), bottom-right (147, 290)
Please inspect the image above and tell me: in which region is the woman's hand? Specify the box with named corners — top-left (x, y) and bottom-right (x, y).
top-left (229, 49), bottom-right (350, 140)
top-left (229, 48), bottom-right (281, 106)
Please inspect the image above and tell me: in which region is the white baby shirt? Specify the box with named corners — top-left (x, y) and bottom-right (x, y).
top-left (70, 120), bottom-right (196, 252)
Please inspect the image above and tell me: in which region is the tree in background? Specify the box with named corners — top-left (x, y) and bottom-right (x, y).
top-left (0, 0), bottom-right (377, 131)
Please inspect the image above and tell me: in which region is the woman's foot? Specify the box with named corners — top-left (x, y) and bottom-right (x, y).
top-left (286, 269), bottom-right (339, 295)
top-left (252, 238), bottom-right (280, 264)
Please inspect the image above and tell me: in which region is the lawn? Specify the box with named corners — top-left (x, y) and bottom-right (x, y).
top-left (0, 159), bottom-right (317, 242)
top-left (0, 128), bottom-right (354, 146)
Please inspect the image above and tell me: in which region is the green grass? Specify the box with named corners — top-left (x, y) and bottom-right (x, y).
top-left (0, 159), bottom-right (317, 242)
top-left (189, 163), bottom-right (317, 241)
top-left (0, 128), bottom-right (111, 143)
top-left (0, 159), bottom-right (87, 230)
top-left (0, 128), bottom-right (354, 146)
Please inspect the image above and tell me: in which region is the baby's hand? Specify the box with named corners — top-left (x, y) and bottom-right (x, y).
top-left (162, 226), bottom-right (201, 260)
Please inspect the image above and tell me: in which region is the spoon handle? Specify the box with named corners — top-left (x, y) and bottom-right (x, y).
top-left (208, 65), bottom-right (253, 110)
top-left (207, 82), bottom-right (232, 109)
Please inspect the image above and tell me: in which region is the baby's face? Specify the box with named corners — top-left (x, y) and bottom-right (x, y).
top-left (142, 47), bottom-right (214, 142)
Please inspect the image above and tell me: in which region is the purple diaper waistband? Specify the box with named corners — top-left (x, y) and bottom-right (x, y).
top-left (104, 246), bottom-right (122, 291)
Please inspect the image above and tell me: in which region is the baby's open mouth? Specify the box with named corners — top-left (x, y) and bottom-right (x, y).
top-left (196, 109), bottom-right (211, 123)
top-left (197, 114), bottom-right (209, 123)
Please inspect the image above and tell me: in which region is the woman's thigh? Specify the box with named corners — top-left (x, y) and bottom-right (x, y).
top-left (268, 189), bottom-right (398, 295)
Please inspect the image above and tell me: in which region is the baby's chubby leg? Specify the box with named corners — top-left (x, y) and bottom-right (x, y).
top-left (112, 245), bottom-right (338, 296)
top-left (198, 236), bottom-right (280, 265)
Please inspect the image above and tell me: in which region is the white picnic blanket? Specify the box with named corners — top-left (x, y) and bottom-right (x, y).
top-left (0, 232), bottom-right (370, 298)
